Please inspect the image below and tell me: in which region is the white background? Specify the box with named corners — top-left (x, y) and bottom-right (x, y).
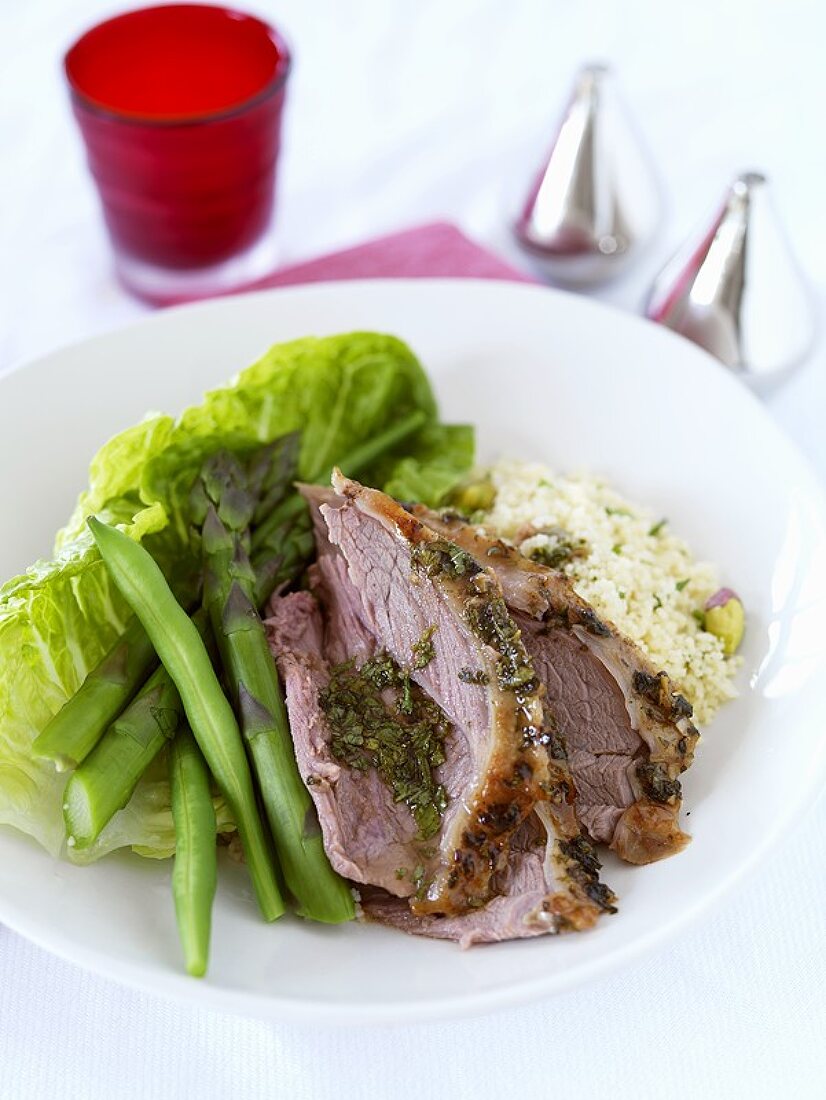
top-left (1, 1), bottom-right (825, 1097)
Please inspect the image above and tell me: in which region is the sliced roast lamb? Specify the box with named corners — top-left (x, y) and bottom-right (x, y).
top-left (413, 507), bottom-right (700, 865)
top-left (267, 588), bottom-right (612, 942)
top-left (315, 473), bottom-right (613, 923)
top-left (266, 588), bottom-right (422, 896)
top-left (267, 475), bottom-right (615, 940)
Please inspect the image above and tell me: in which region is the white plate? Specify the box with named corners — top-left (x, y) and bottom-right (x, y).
top-left (1, 278), bottom-right (825, 1025)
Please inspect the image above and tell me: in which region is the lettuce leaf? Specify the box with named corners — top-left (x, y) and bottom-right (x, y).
top-left (0, 502), bottom-right (166, 855)
top-left (59, 333), bottom-right (446, 548)
top-left (380, 424), bottom-right (475, 505)
top-left (0, 332), bottom-right (473, 861)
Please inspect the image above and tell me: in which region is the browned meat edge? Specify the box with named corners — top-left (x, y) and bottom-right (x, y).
top-left (413, 507), bottom-right (699, 864)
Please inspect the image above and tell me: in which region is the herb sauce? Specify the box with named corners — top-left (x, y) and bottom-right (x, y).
top-left (319, 644), bottom-right (450, 840)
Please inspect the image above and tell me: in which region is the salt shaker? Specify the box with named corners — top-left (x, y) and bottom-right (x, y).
top-left (513, 64), bottom-right (662, 286)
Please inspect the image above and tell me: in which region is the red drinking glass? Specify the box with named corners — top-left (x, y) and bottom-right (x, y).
top-left (64, 4), bottom-right (291, 303)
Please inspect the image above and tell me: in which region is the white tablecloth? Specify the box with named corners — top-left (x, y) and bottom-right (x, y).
top-left (1, 1), bottom-right (825, 1096)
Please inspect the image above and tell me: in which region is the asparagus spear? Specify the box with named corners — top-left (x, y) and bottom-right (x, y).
top-left (33, 440), bottom-right (301, 776)
top-left (251, 499), bottom-right (314, 609)
top-left (247, 411), bottom-right (427, 604)
top-left (169, 727), bottom-right (217, 977)
top-left (32, 616), bottom-right (156, 771)
top-left (247, 431), bottom-right (302, 529)
top-left (195, 452), bottom-right (354, 923)
top-left (88, 516), bottom-right (284, 923)
top-left (63, 662), bottom-right (182, 849)
top-left (60, 613), bottom-right (223, 850)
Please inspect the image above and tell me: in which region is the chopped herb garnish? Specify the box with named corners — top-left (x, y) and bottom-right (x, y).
top-left (526, 526), bottom-right (588, 570)
top-left (458, 667), bottom-right (489, 685)
top-left (675, 578), bottom-right (690, 592)
top-left (692, 609), bottom-right (706, 627)
top-left (636, 760), bottom-right (681, 803)
top-left (410, 539), bottom-right (480, 580)
top-left (395, 867), bottom-right (408, 881)
top-left (649, 518), bottom-right (668, 537)
top-left (618, 590), bottom-right (626, 599)
top-left (463, 592), bottom-right (538, 695)
top-left (411, 625), bottom-right (437, 670)
top-left (398, 673), bottom-right (414, 716)
top-left (360, 651), bottom-right (398, 691)
top-left (612, 543), bottom-right (623, 555)
top-left (653, 594), bottom-right (663, 611)
top-left (528, 538), bottom-right (588, 569)
top-left (412, 864), bottom-right (426, 897)
top-left (319, 651), bottom-right (450, 840)
top-left (605, 506), bottom-right (632, 517)
top-left (411, 540), bottom-right (539, 699)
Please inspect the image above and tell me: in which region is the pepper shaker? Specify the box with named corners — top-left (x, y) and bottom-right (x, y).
top-left (646, 172), bottom-right (816, 387)
top-left (513, 64), bottom-right (662, 286)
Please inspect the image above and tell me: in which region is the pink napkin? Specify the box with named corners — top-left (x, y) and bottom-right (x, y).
top-left (246, 221), bottom-right (533, 289)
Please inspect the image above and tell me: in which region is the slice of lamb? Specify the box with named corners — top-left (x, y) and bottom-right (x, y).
top-left (271, 486), bottom-right (616, 938)
top-left (360, 810), bottom-right (614, 947)
top-left (265, 590), bottom-right (421, 897)
top-left (310, 473), bottom-right (611, 924)
top-left (413, 508), bottom-right (700, 864)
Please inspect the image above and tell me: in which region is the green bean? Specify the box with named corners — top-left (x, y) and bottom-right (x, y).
top-left (169, 728), bottom-right (217, 977)
top-left (87, 517), bottom-right (284, 923)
